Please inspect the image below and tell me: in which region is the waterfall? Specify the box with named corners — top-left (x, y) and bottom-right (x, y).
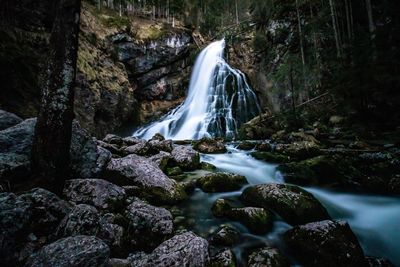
top-left (134, 39), bottom-right (261, 140)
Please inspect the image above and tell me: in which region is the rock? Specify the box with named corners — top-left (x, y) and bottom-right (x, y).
top-left (98, 214), bottom-right (124, 252)
top-left (104, 154), bottom-right (186, 204)
top-left (130, 232), bottom-right (210, 267)
top-left (98, 140), bottom-right (122, 155)
top-left (197, 172), bottom-right (247, 193)
top-left (148, 139), bottom-right (173, 153)
top-left (122, 137), bottom-right (142, 146)
top-left (103, 134), bottom-right (123, 146)
top-left (124, 140), bottom-right (151, 156)
top-left (211, 199), bottom-right (232, 218)
top-left (284, 220), bottom-right (367, 267)
top-left (70, 120), bottom-right (112, 178)
top-left (366, 257), bottom-right (394, 267)
top-left (25, 235), bottom-right (110, 267)
top-left (56, 204), bottom-right (100, 237)
top-left (251, 151), bottom-right (290, 163)
top-left (209, 225), bottom-right (240, 246)
top-left (148, 151), bottom-right (171, 171)
top-left (276, 141), bottom-right (321, 160)
top-left (150, 133), bottom-right (165, 141)
top-left (210, 249), bottom-right (236, 267)
top-left (125, 200), bottom-right (173, 250)
top-left (193, 138), bottom-right (227, 154)
top-left (63, 179), bottom-right (126, 211)
top-left (236, 141), bottom-right (256, 151)
top-left (0, 110), bottom-right (23, 130)
top-left (108, 258), bottom-right (132, 267)
top-left (241, 184), bottom-right (330, 225)
top-left (388, 177), bottom-right (400, 194)
top-left (247, 247), bottom-right (289, 267)
top-left (166, 166), bottom-right (183, 176)
top-left (277, 156), bottom-right (340, 186)
top-left (329, 115), bottom-right (344, 125)
top-left (0, 118), bottom-right (36, 182)
top-left (255, 142), bottom-right (272, 152)
top-left (170, 145), bottom-right (200, 170)
top-left (200, 162), bottom-right (217, 171)
top-left (0, 188), bottom-right (72, 266)
top-left (228, 207), bottom-right (273, 234)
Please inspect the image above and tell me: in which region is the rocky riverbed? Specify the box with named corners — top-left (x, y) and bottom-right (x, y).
top-left (1, 109), bottom-right (399, 266)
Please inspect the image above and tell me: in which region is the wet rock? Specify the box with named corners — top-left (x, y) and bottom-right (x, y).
top-left (25, 235), bottom-right (110, 267)
top-left (366, 257), bottom-right (394, 267)
top-left (251, 151), bottom-right (290, 163)
top-left (122, 137), bottom-right (142, 146)
top-left (255, 142), bottom-right (272, 152)
top-left (228, 207), bottom-right (273, 234)
top-left (209, 225), bottom-right (241, 246)
top-left (241, 184), bottom-right (330, 225)
top-left (211, 199), bottom-right (273, 234)
top-left (247, 247), bottom-right (289, 267)
top-left (150, 133), bottom-right (165, 141)
top-left (104, 154), bottom-right (186, 204)
top-left (388, 176), bottom-right (400, 194)
top-left (0, 188), bottom-right (72, 266)
top-left (166, 166), bottom-right (183, 177)
top-left (103, 134), bottom-right (123, 146)
top-left (0, 118), bottom-right (36, 182)
top-left (200, 162), bottom-right (217, 171)
top-left (56, 204), bottom-right (100, 237)
top-left (284, 220), bottom-right (367, 267)
top-left (98, 140), bottom-right (122, 155)
top-left (210, 249), bottom-right (236, 267)
top-left (197, 172), bottom-right (247, 193)
top-left (125, 200), bottom-right (173, 250)
top-left (275, 141), bottom-right (320, 160)
top-left (63, 179), bottom-right (126, 211)
top-left (130, 231), bottom-right (210, 267)
top-left (0, 110), bottom-right (23, 130)
top-left (108, 258), bottom-right (132, 267)
top-left (193, 138), bottom-right (227, 154)
top-left (148, 151), bottom-right (171, 171)
top-left (236, 141), bottom-right (256, 151)
top-left (170, 145), bottom-right (200, 171)
top-left (98, 214), bottom-right (124, 252)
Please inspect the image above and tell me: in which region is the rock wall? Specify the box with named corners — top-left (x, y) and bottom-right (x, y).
top-left (0, 1), bottom-right (194, 138)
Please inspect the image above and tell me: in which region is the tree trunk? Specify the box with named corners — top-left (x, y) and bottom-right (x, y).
top-left (32, 0), bottom-right (81, 194)
top-left (365, 0), bottom-right (375, 40)
top-left (296, 0), bottom-right (306, 66)
top-left (329, 0), bottom-right (341, 58)
top-left (235, 0), bottom-right (239, 25)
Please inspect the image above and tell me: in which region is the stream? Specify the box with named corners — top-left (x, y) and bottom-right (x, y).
top-left (177, 145), bottom-right (400, 266)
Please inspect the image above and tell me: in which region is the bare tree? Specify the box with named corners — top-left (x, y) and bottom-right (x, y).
top-left (32, 0), bottom-right (81, 193)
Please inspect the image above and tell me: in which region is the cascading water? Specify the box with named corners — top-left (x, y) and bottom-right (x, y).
top-left (134, 39), bottom-right (260, 140)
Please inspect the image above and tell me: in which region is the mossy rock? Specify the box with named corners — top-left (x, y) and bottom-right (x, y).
top-left (210, 249), bottom-right (237, 267)
top-left (209, 225), bottom-right (241, 246)
top-left (197, 172), bottom-right (247, 193)
top-left (192, 137), bottom-right (227, 154)
top-left (228, 207), bottom-right (273, 234)
top-left (166, 166), bottom-right (183, 177)
top-left (211, 199), bottom-right (232, 218)
top-left (277, 156), bottom-right (341, 186)
top-left (236, 141), bottom-right (256, 151)
top-left (200, 162), bottom-right (217, 171)
top-left (247, 247), bottom-right (290, 267)
top-left (251, 151), bottom-right (290, 164)
top-left (241, 183), bottom-right (330, 226)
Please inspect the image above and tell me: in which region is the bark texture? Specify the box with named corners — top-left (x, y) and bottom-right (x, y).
top-left (32, 0), bottom-right (81, 193)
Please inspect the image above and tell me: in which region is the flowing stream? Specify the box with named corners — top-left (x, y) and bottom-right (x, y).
top-left (133, 40), bottom-right (400, 266)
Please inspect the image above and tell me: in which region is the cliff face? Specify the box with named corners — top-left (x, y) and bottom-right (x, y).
top-left (0, 1), bottom-right (194, 138)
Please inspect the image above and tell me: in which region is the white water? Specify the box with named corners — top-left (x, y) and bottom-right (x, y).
top-left (134, 39), bottom-right (260, 140)
top-left (199, 147), bottom-right (400, 266)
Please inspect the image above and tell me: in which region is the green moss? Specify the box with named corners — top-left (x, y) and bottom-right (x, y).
top-left (251, 151), bottom-right (290, 163)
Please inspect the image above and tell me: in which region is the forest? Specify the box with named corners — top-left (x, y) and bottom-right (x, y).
top-left (0, 0), bottom-right (399, 266)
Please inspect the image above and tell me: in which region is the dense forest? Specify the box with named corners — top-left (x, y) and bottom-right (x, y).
top-left (0, 0), bottom-right (399, 266)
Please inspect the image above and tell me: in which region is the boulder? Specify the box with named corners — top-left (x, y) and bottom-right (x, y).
top-left (197, 172), bottom-right (247, 193)
top-left (98, 214), bottom-right (124, 252)
top-left (56, 204), bottom-right (100, 237)
top-left (251, 151), bottom-right (289, 163)
top-left (284, 220), bottom-right (367, 267)
top-left (247, 247), bottom-right (289, 267)
top-left (104, 154), bottom-right (186, 204)
top-left (200, 162), bottom-right (217, 171)
top-left (130, 232), bottom-right (210, 267)
top-left (148, 139), bottom-right (173, 153)
top-left (0, 118), bottom-right (36, 182)
top-left (170, 145), bottom-right (200, 170)
top-left (25, 235), bottom-right (110, 267)
top-left (236, 141), bottom-right (256, 151)
top-left (0, 188), bottom-right (72, 266)
top-left (211, 199), bottom-right (273, 234)
top-left (193, 138), bottom-right (227, 154)
top-left (209, 225), bottom-right (241, 246)
top-left (122, 137), bottom-right (142, 146)
top-left (63, 179), bottom-right (126, 211)
top-left (148, 151), bottom-right (171, 171)
top-left (275, 141), bottom-right (320, 160)
top-left (210, 249), bottom-right (236, 267)
top-left (166, 166), bottom-right (183, 177)
top-left (103, 134), bottom-right (123, 146)
top-left (241, 184), bottom-right (330, 225)
top-left (366, 257), bottom-right (394, 267)
top-left (124, 140), bottom-right (151, 156)
top-left (125, 200), bottom-right (173, 250)
top-left (98, 140), bottom-right (122, 155)
top-left (0, 110), bottom-right (23, 130)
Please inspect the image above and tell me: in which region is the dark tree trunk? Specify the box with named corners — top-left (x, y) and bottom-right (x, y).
top-left (32, 0), bottom-right (81, 194)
